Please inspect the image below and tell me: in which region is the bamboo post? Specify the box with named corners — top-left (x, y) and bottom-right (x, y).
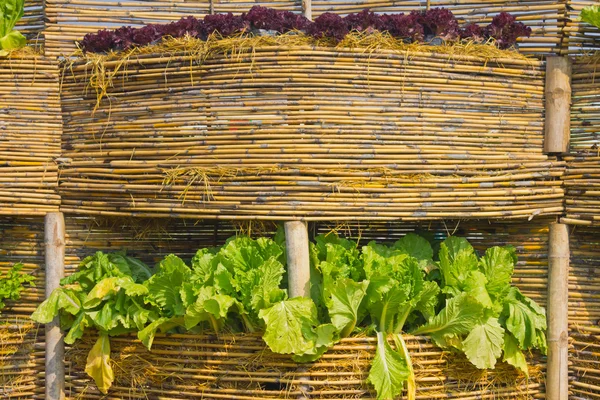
top-left (547, 222), bottom-right (569, 400)
top-left (544, 56), bottom-right (572, 154)
top-left (284, 221), bottom-right (311, 399)
top-left (285, 221), bottom-right (310, 298)
top-left (302, 0), bottom-right (312, 21)
top-left (45, 212), bottom-right (65, 400)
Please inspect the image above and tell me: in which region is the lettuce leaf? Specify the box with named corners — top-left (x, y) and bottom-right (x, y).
top-left (85, 333), bottom-right (114, 394)
top-left (259, 297), bottom-right (322, 356)
top-left (144, 255), bottom-right (191, 316)
top-left (582, 5), bottom-right (600, 29)
top-left (461, 317), bottom-right (504, 369)
top-left (326, 278), bottom-right (369, 338)
top-left (367, 332), bottom-right (410, 400)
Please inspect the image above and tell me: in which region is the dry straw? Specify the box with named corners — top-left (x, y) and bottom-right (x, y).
top-left (59, 33), bottom-right (564, 221)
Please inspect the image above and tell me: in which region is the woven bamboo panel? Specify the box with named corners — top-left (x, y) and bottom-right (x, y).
top-left (571, 54), bottom-right (600, 155)
top-left (571, 326), bottom-right (600, 400)
top-left (0, 54), bottom-right (62, 217)
top-left (563, 156), bottom-right (600, 226)
top-left (564, 1), bottom-right (600, 55)
top-left (569, 226), bottom-right (600, 327)
top-left (59, 46), bottom-right (564, 221)
top-left (312, 0), bottom-right (566, 56)
top-left (0, 217), bottom-right (46, 399)
top-left (57, 216), bottom-right (548, 399)
top-left (19, 0), bottom-right (45, 44)
top-left (63, 333), bottom-right (544, 400)
top-left (569, 227), bottom-right (600, 399)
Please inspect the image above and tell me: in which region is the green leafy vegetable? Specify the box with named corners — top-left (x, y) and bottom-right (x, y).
top-left (85, 333), bottom-right (114, 394)
top-left (415, 236), bottom-right (546, 374)
top-left (31, 232), bottom-right (545, 398)
top-left (0, 0), bottom-right (27, 55)
top-left (367, 332), bottom-right (410, 400)
top-left (0, 263), bottom-right (35, 312)
top-left (581, 5), bottom-right (600, 29)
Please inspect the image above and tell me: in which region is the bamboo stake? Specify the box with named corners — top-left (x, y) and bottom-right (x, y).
top-left (284, 221), bottom-right (310, 298)
top-left (302, 0), bottom-right (311, 20)
top-left (45, 212), bottom-right (65, 400)
top-left (544, 56), bottom-right (572, 154)
top-left (547, 222), bottom-right (569, 400)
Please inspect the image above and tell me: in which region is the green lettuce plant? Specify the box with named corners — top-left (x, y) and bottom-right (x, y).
top-left (0, 0), bottom-right (27, 55)
top-left (581, 5), bottom-right (600, 29)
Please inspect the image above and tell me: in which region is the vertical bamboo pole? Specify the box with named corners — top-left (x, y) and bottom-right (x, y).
top-left (285, 220), bottom-right (311, 399)
top-left (285, 221), bottom-right (310, 298)
top-left (547, 222), bottom-right (569, 400)
top-left (45, 212), bottom-right (65, 400)
top-left (302, 0), bottom-right (312, 21)
top-left (544, 56), bottom-right (572, 154)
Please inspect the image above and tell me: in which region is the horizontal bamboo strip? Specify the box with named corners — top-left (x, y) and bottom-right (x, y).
top-left (59, 45), bottom-right (561, 221)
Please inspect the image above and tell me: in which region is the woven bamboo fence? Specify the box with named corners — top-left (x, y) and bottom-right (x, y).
top-left (569, 227), bottom-right (600, 399)
top-left (0, 217), bottom-right (46, 399)
top-left (59, 44), bottom-right (565, 221)
top-left (0, 53), bottom-right (62, 217)
top-left (56, 216), bottom-right (549, 399)
top-left (563, 54), bottom-right (600, 226)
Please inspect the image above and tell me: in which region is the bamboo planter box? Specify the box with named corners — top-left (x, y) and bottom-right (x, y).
top-left (42, 0), bottom-right (568, 57)
top-left (0, 53), bottom-right (62, 217)
top-left (63, 333), bottom-right (544, 400)
top-left (52, 216), bottom-right (553, 399)
top-left (59, 45), bottom-right (564, 221)
top-left (0, 217), bottom-right (47, 399)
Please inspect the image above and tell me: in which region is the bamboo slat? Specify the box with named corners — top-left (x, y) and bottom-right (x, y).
top-left (59, 46), bottom-right (564, 221)
top-left (56, 215), bottom-right (549, 400)
top-left (0, 54), bottom-right (62, 216)
top-left (0, 217), bottom-right (46, 399)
